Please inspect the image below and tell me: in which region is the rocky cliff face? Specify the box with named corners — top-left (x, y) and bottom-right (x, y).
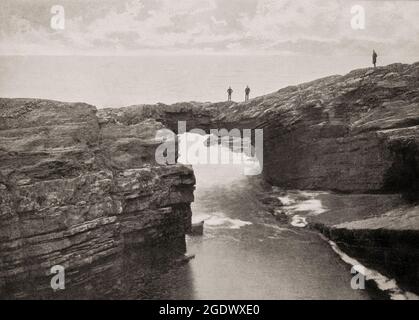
top-left (0, 98), bottom-right (195, 298)
top-left (213, 62), bottom-right (419, 194)
top-left (102, 63), bottom-right (419, 192)
top-left (105, 63), bottom-right (419, 195)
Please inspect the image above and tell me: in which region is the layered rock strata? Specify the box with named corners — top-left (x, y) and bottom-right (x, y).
top-left (0, 98), bottom-right (195, 298)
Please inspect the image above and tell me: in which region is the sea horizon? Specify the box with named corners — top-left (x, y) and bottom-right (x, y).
top-left (1, 54), bottom-right (417, 108)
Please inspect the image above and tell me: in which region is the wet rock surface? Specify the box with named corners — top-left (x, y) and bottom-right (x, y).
top-left (258, 188), bottom-right (419, 296)
top-left (308, 198), bottom-right (419, 296)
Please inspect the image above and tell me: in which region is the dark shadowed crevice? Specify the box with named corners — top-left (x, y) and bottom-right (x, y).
top-left (384, 139), bottom-right (419, 201)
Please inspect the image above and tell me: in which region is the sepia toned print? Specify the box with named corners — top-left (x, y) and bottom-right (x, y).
top-left (0, 0), bottom-right (418, 301)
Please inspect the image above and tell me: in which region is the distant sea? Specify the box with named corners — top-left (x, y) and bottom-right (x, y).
top-left (0, 55), bottom-right (417, 108)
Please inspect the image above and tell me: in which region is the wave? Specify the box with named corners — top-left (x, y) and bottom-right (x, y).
top-left (192, 212), bottom-right (252, 230)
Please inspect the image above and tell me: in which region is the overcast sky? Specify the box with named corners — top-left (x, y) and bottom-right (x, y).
top-left (1, 0), bottom-right (419, 56)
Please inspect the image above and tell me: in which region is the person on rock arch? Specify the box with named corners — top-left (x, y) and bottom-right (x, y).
top-left (372, 49), bottom-right (378, 68)
top-left (227, 86), bottom-right (233, 101)
top-left (245, 85), bottom-right (251, 102)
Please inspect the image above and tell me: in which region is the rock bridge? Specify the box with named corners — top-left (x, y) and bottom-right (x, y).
top-left (100, 62), bottom-right (419, 196)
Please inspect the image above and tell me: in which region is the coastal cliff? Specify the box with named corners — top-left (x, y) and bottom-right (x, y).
top-left (101, 62), bottom-right (419, 296)
top-left (216, 62), bottom-right (419, 195)
top-left (0, 99), bottom-right (195, 298)
top-left (136, 63), bottom-right (419, 194)
top-left (106, 62), bottom-right (419, 194)
top-left (1, 62), bottom-right (418, 298)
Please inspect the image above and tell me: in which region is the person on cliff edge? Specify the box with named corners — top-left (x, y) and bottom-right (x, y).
top-left (245, 86), bottom-right (250, 101)
top-left (227, 86), bottom-right (233, 101)
top-left (372, 49), bottom-right (378, 68)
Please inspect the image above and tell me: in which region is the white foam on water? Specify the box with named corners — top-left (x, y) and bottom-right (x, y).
top-left (298, 190), bottom-right (329, 197)
top-left (278, 195), bottom-right (295, 206)
top-left (288, 199), bottom-right (327, 215)
top-left (290, 215), bottom-right (308, 228)
top-left (324, 236), bottom-right (419, 300)
top-left (192, 213), bottom-right (211, 224)
top-left (278, 191), bottom-right (327, 216)
top-left (193, 212), bottom-right (252, 230)
top-left (206, 216), bottom-right (252, 230)
top-left (261, 223), bottom-right (301, 235)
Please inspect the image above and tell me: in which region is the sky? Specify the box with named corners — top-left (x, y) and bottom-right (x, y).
top-left (0, 0), bottom-right (419, 56)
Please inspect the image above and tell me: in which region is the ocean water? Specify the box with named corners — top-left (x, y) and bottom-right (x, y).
top-left (124, 136), bottom-right (371, 300)
top-left (0, 54), bottom-right (417, 107)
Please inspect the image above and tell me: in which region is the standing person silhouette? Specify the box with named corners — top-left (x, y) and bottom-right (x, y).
top-left (245, 86), bottom-right (250, 101)
top-left (372, 50), bottom-right (378, 68)
top-left (227, 86), bottom-right (233, 101)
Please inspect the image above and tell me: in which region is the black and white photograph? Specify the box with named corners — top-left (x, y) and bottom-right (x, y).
top-left (0, 0), bottom-right (418, 305)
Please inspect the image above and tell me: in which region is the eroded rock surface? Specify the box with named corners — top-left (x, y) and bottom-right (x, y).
top-left (0, 98), bottom-right (195, 298)
top-left (131, 62), bottom-right (419, 194)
